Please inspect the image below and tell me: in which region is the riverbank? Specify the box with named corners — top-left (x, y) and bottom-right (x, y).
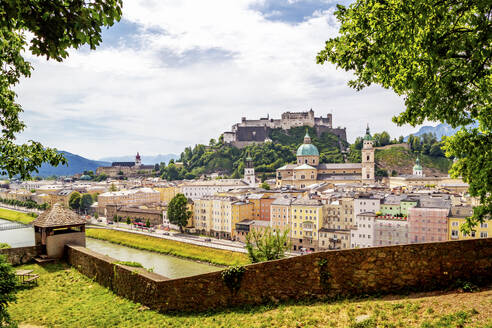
top-left (86, 228), bottom-right (249, 267)
top-left (9, 263), bottom-right (492, 328)
top-left (0, 208), bottom-right (36, 224)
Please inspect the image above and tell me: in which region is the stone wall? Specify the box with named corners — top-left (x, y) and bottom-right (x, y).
top-left (67, 238), bottom-right (492, 313)
top-left (0, 246), bottom-right (41, 265)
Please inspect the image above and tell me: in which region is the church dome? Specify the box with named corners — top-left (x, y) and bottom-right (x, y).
top-left (296, 132), bottom-right (319, 156)
top-left (363, 125), bottom-right (372, 141)
top-left (296, 144), bottom-right (319, 156)
top-left (413, 157), bottom-right (422, 170)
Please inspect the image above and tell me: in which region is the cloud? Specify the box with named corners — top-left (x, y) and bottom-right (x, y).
top-left (14, 0), bottom-right (419, 160)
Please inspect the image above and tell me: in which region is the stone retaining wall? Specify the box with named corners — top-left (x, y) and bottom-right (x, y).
top-left (67, 238), bottom-right (492, 313)
top-left (0, 246), bottom-right (41, 265)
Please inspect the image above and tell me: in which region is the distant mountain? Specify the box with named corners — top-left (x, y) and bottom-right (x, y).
top-left (35, 151), bottom-right (110, 177)
top-left (406, 122), bottom-right (479, 141)
top-left (99, 154), bottom-right (179, 165)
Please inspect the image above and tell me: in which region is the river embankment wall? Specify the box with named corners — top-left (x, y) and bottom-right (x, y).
top-left (67, 238), bottom-right (492, 313)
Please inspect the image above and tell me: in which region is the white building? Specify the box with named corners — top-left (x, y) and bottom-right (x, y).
top-left (351, 212), bottom-right (376, 248)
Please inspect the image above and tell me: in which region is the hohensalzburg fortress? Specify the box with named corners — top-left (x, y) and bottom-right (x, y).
top-left (223, 109), bottom-right (347, 148)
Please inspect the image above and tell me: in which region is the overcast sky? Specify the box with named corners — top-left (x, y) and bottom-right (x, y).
top-left (15, 0), bottom-right (426, 160)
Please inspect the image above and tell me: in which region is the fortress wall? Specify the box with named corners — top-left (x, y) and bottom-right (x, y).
top-left (0, 245), bottom-right (41, 265)
top-left (68, 238), bottom-right (492, 313)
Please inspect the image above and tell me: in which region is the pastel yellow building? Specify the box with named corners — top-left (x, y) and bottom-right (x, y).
top-left (231, 201), bottom-right (254, 240)
top-left (154, 186), bottom-right (178, 204)
top-left (270, 196), bottom-right (293, 237)
top-left (290, 197), bottom-right (323, 251)
top-left (449, 206), bottom-right (490, 240)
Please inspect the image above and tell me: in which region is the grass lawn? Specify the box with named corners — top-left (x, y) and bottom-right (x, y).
top-left (86, 228), bottom-right (249, 267)
top-left (0, 207), bottom-right (36, 224)
top-left (9, 263), bottom-right (492, 328)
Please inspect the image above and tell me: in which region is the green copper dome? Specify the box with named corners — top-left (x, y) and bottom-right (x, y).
top-left (413, 157), bottom-right (422, 170)
top-left (296, 144), bottom-right (319, 156)
top-left (297, 132), bottom-right (319, 156)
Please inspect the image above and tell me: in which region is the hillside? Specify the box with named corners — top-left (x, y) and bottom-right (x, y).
top-left (34, 151), bottom-right (110, 177)
top-left (161, 126), bottom-right (347, 180)
top-left (375, 147), bottom-right (452, 177)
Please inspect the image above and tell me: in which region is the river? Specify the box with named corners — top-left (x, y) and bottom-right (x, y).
top-left (0, 219), bottom-right (220, 278)
top-left (86, 238), bottom-right (220, 278)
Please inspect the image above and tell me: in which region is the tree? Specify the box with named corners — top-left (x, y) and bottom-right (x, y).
top-left (260, 182), bottom-right (270, 190)
top-left (79, 194), bottom-right (93, 213)
top-left (113, 214), bottom-right (118, 222)
top-left (0, 255), bottom-right (18, 326)
top-left (94, 212), bottom-right (99, 219)
top-left (317, 0), bottom-right (491, 228)
top-left (126, 217), bottom-right (131, 225)
top-left (68, 192), bottom-right (81, 211)
top-left (245, 228), bottom-right (291, 263)
top-left (167, 193), bottom-right (191, 233)
top-left (109, 183), bottom-right (117, 192)
top-left (0, 1), bottom-right (122, 179)
top-left (145, 219), bottom-right (151, 228)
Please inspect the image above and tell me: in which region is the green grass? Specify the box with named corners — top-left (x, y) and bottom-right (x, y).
top-left (86, 228), bottom-right (249, 267)
top-left (0, 207), bottom-right (36, 224)
top-left (8, 263), bottom-right (492, 328)
top-left (0, 242), bottom-right (10, 249)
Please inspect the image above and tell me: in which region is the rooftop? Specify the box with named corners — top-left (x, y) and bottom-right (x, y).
top-left (33, 204), bottom-right (86, 228)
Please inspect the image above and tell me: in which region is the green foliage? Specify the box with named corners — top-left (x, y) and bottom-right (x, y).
top-left (126, 217), bottom-right (131, 225)
top-left (169, 127), bottom-right (346, 180)
top-left (0, 0), bottom-right (122, 179)
top-left (260, 182), bottom-right (270, 190)
top-left (0, 243), bottom-right (10, 249)
top-left (114, 261), bottom-right (143, 268)
top-left (68, 192), bottom-right (81, 211)
top-left (0, 197), bottom-right (46, 211)
top-left (109, 183), bottom-right (117, 192)
top-left (93, 174), bottom-right (108, 182)
top-left (79, 194), bottom-right (93, 213)
top-left (317, 258), bottom-right (331, 291)
top-left (317, 0), bottom-right (491, 227)
top-left (167, 194), bottom-right (191, 233)
top-left (0, 255), bottom-right (18, 327)
top-left (145, 219), bottom-right (151, 228)
top-left (245, 228), bottom-right (291, 263)
top-left (221, 265), bottom-right (245, 295)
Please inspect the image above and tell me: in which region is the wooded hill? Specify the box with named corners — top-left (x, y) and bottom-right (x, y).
top-left (159, 127), bottom-right (452, 180)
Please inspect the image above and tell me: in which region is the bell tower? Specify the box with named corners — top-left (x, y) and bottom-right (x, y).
top-left (361, 125), bottom-right (375, 183)
top-left (135, 152), bottom-right (142, 168)
top-left (244, 153), bottom-right (256, 187)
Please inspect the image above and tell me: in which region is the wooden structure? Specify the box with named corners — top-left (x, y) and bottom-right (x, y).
top-left (33, 203), bottom-right (86, 258)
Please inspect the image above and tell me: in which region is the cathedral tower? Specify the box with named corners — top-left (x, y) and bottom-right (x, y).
top-left (361, 125), bottom-right (375, 183)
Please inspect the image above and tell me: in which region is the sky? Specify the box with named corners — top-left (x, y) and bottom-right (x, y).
top-left (15, 0), bottom-right (426, 160)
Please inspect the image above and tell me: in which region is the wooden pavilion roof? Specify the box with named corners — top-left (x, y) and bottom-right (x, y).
top-left (32, 203), bottom-right (86, 228)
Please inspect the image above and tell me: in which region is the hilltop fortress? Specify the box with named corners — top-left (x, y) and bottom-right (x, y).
top-left (223, 109), bottom-right (347, 148)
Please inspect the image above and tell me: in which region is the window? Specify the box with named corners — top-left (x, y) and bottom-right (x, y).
top-left (480, 232), bottom-right (488, 238)
top-left (452, 221), bottom-right (459, 227)
top-left (481, 222), bottom-right (488, 228)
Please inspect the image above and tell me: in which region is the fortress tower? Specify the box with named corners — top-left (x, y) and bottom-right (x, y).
top-left (361, 125), bottom-right (375, 183)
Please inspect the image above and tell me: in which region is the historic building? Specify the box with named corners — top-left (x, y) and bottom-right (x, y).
top-left (96, 153), bottom-right (155, 177)
top-left (275, 127), bottom-right (375, 188)
top-left (223, 109), bottom-right (347, 148)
